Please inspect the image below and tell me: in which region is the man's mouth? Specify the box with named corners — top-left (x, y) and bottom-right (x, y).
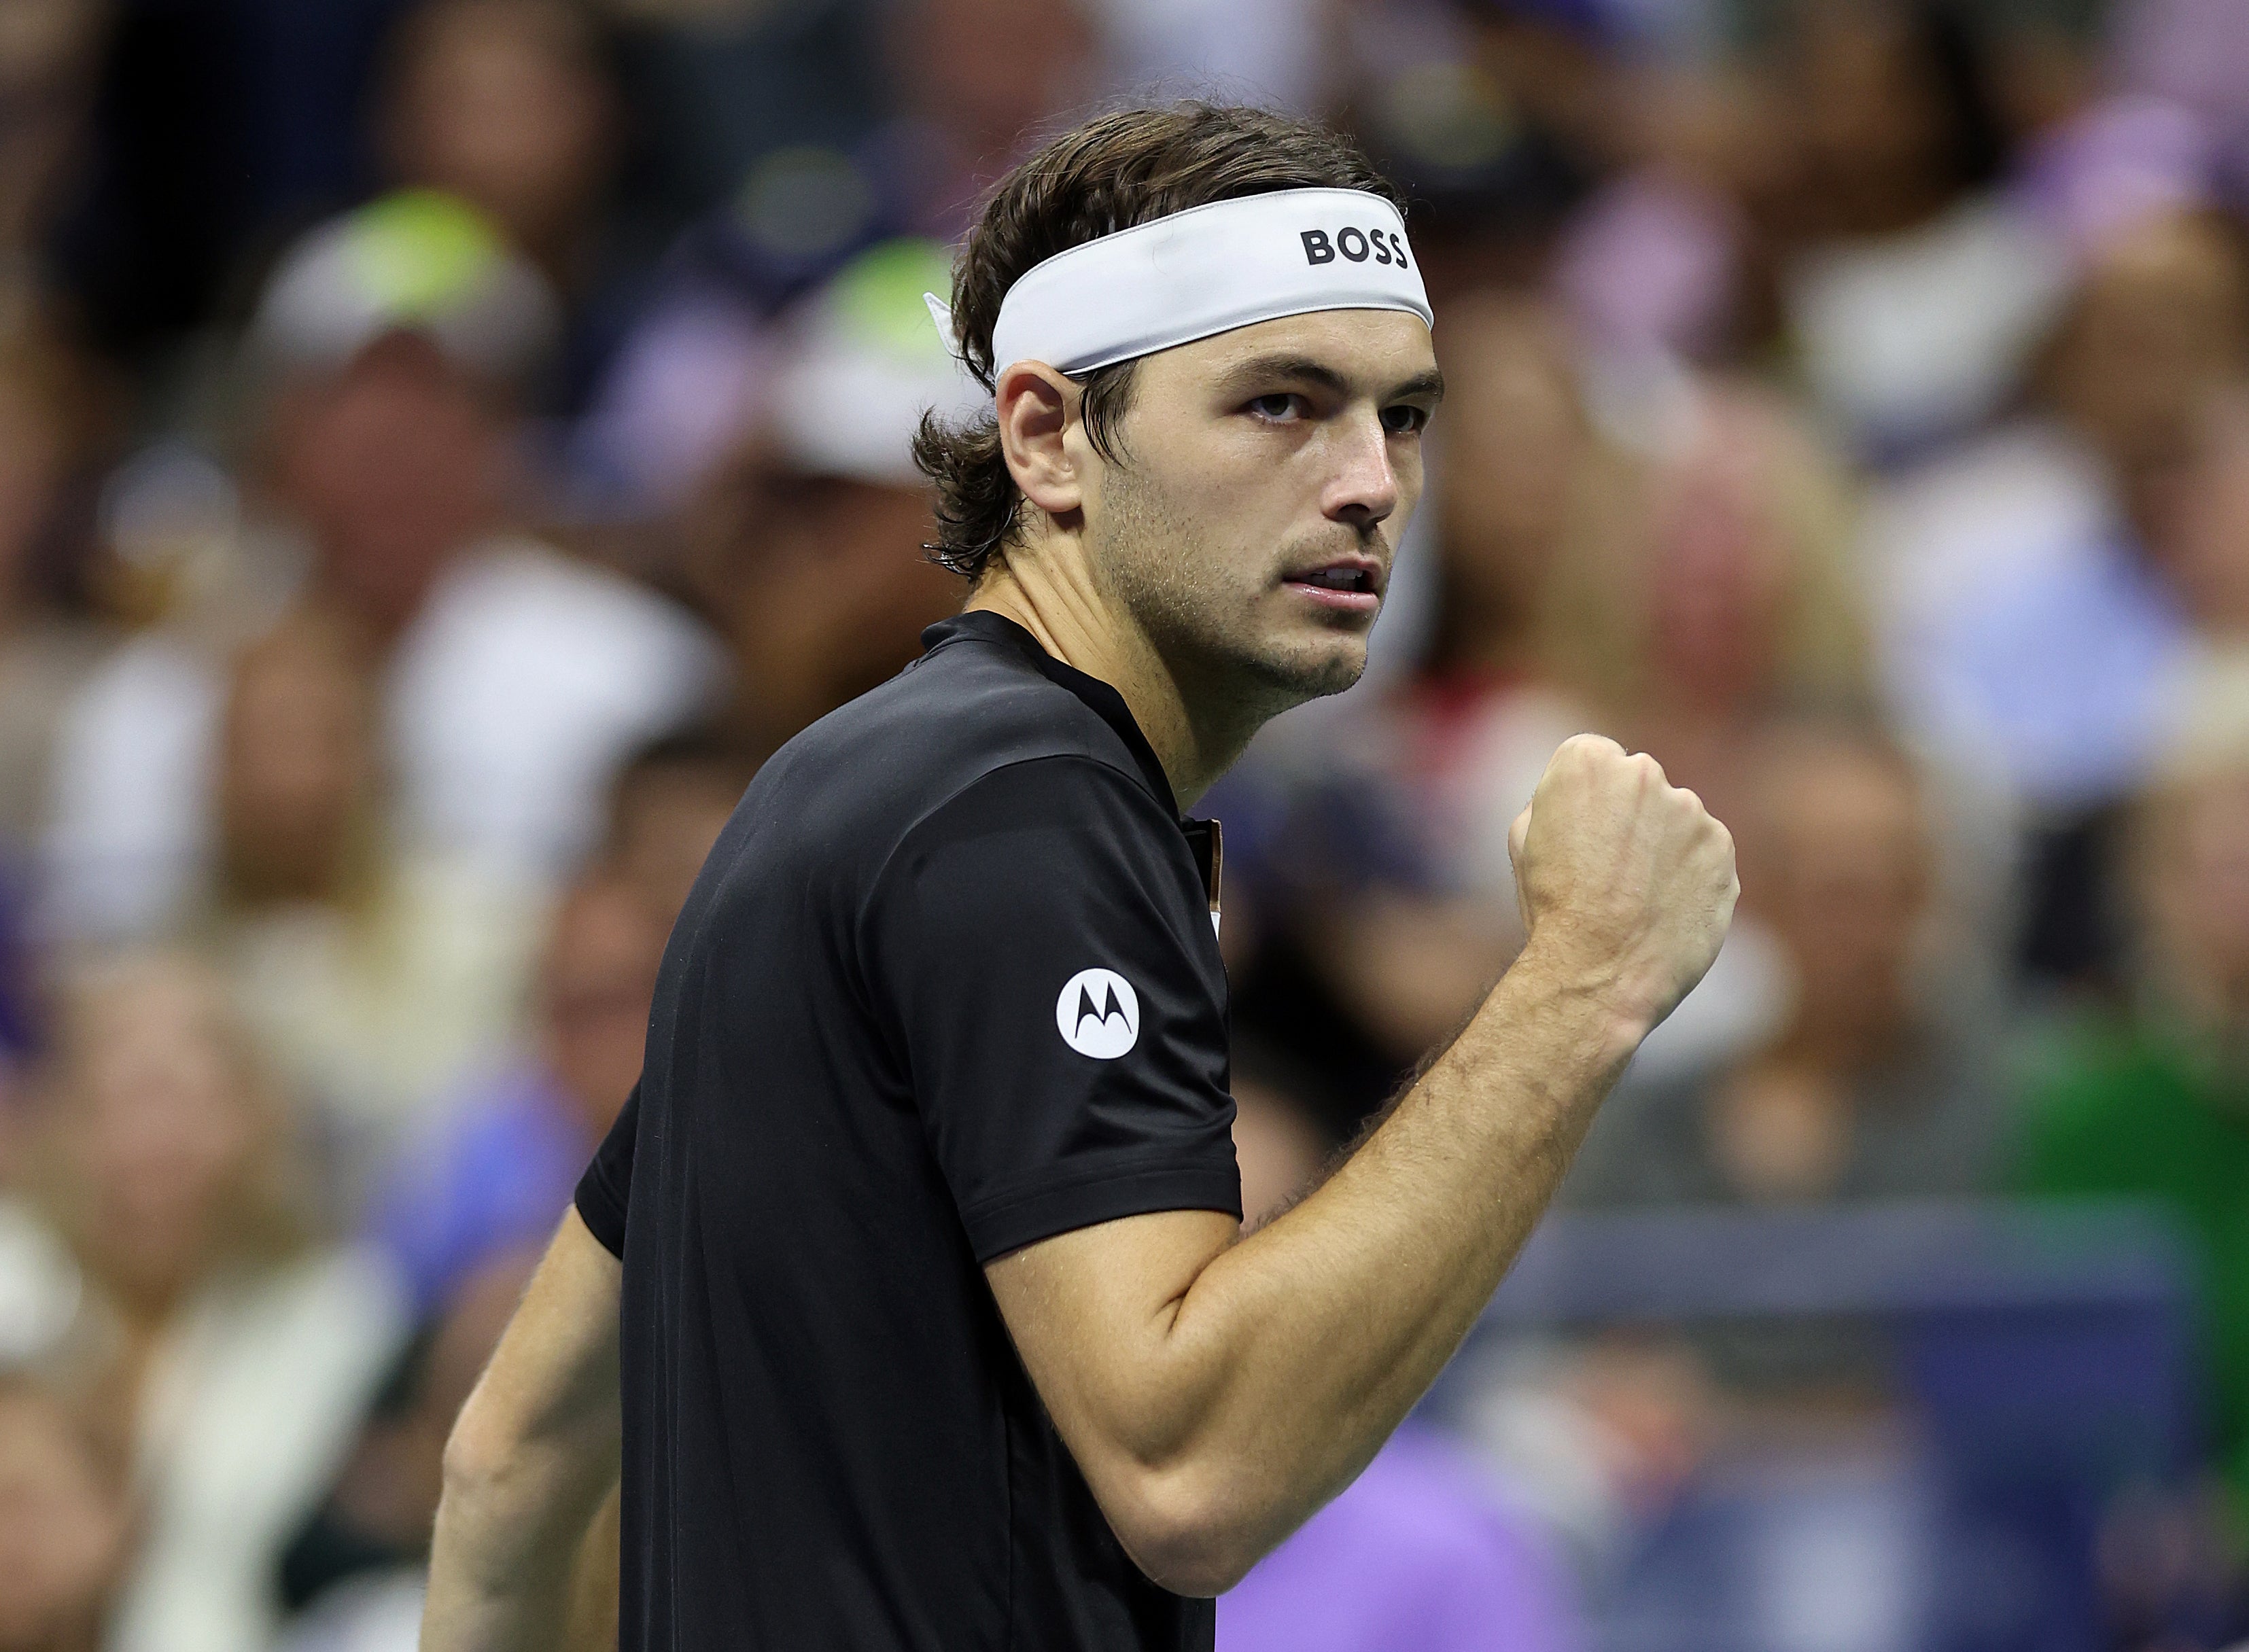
top-left (1282, 557), bottom-right (1384, 612)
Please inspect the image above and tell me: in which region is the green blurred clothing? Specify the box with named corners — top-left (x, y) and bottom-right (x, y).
top-left (2015, 1017), bottom-right (2249, 1511)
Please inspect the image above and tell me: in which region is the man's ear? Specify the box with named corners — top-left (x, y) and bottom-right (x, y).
top-left (995, 362), bottom-right (1081, 518)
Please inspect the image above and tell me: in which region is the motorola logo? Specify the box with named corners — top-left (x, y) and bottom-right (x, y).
top-left (1056, 968), bottom-right (1140, 1059)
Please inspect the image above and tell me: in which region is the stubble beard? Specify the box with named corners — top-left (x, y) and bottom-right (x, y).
top-left (1089, 459), bottom-right (1372, 718)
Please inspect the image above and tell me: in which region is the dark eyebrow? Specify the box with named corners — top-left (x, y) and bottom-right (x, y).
top-left (1392, 368), bottom-right (1446, 405)
top-left (1215, 352), bottom-right (1447, 407)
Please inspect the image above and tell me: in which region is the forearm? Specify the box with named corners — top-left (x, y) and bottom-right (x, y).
top-left (423, 1419), bottom-right (618, 1649)
top-left (423, 1426), bottom-right (618, 1651)
top-left (421, 1212), bottom-right (623, 1651)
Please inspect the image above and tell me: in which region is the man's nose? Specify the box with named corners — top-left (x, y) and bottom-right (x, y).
top-left (1321, 411), bottom-right (1399, 530)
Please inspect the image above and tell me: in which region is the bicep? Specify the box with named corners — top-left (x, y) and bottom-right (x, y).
top-left (984, 1206), bottom-right (1238, 1473)
top-left (455, 1208), bottom-right (623, 1479)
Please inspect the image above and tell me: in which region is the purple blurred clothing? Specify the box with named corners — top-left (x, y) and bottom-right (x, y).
top-left (2020, 97), bottom-right (2217, 262)
top-left (365, 1064), bottom-right (591, 1320)
top-left (1218, 1426), bottom-right (1580, 1652)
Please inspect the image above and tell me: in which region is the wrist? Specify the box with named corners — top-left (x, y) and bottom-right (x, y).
top-left (1506, 928), bottom-right (1658, 1066)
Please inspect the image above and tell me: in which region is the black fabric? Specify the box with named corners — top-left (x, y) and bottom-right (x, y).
top-left (575, 611), bottom-right (1238, 1651)
top-left (574, 1083), bottom-right (633, 1256)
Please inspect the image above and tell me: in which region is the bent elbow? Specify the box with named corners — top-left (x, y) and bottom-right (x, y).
top-left (1140, 1543), bottom-right (1257, 1601)
top-left (1107, 1467), bottom-right (1264, 1599)
top-left (438, 1399), bottom-right (515, 1511)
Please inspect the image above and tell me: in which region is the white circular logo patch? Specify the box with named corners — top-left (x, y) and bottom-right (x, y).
top-left (1056, 968), bottom-right (1140, 1059)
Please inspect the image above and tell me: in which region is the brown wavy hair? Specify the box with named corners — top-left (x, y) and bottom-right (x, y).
top-left (912, 103), bottom-right (1401, 580)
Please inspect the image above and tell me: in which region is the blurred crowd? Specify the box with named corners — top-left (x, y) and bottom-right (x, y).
top-left (0, 0), bottom-right (2246, 1648)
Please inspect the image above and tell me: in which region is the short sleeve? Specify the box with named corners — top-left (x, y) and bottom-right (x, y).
top-left (575, 1082), bottom-right (639, 1256)
top-left (869, 756), bottom-right (1239, 1261)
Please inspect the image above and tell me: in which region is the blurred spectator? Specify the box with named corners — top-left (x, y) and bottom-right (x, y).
top-left (2113, 0), bottom-right (2249, 200)
top-left (0, 1374), bottom-right (126, 1652)
top-left (2015, 676), bottom-right (2249, 1522)
top-left (1566, 0), bottom-right (2063, 457)
top-left (597, 0), bottom-right (882, 243)
top-left (0, 1149), bottom-right (76, 1375)
top-left (573, 0), bottom-right (1094, 512)
top-left (0, 321), bottom-right (112, 858)
top-left (1550, 13), bottom-right (1786, 368)
top-left (0, 875), bottom-right (33, 1074)
top-left (1354, 0), bottom-right (1622, 299)
top-left (23, 952), bottom-right (405, 1652)
top-left (367, 869), bottom-right (665, 1321)
top-left (602, 725), bottom-right (756, 924)
top-left (273, 1250), bottom-right (539, 1652)
top-left (1217, 1055), bottom-right (1582, 1652)
top-left (1553, 382), bottom-right (1868, 824)
top-left (1566, 718), bottom-right (2005, 1212)
top-left (1767, 0), bottom-right (2066, 459)
top-left (381, 1), bottom-right (616, 290)
top-left (2020, 93), bottom-right (2215, 263)
top-left (1876, 210), bottom-right (2249, 987)
top-left (0, 317), bottom-right (113, 1065)
top-left (677, 238), bottom-right (975, 756)
top-left (40, 192), bottom-right (722, 940)
top-left (194, 610), bottom-right (544, 1211)
top-left (874, 0), bottom-right (1097, 217)
top-left (1551, 102), bottom-right (1762, 371)
top-left (1883, 209), bottom-right (2248, 819)
top-left (377, 0), bottom-right (651, 412)
top-left (0, 0), bottom-right (107, 315)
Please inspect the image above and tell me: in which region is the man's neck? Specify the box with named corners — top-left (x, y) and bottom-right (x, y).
top-left (964, 556), bottom-right (1259, 811)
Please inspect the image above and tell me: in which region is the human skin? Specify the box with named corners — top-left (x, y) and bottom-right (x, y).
top-left (971, 308), bottom-right (1444, 807)
top-left (421, 304), bottom-right (1737, 1643)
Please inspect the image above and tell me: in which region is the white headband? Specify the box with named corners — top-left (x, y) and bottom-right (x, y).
top-left (926, 188), bottom-right (1432, 383)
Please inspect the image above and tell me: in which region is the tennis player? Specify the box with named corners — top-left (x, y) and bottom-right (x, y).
top-left (421, 102), bottom-right (1737, 1652)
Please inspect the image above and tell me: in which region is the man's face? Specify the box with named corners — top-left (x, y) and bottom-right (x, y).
top-left (1075, 309), bottom-right (1440, 709)
top-left (271, 335), bottom-right (504, 635)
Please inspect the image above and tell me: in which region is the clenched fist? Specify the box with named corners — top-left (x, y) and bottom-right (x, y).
top-left (1507, 735), bottom-right (1739, 1038)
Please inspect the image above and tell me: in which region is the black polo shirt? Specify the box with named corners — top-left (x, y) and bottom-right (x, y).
top-left (574, 611), bottom-right (1240, 1651)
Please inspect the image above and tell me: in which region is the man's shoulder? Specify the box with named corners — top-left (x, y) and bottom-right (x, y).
top-left (764, 624), bottom-right (1155, 841)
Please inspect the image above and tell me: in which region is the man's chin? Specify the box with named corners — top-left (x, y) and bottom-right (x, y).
top-left (1241, 635), bottom-right (1369, 703)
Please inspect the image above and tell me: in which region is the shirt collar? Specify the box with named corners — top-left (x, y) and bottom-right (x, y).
top-left (919, 611), bottom-right (1181, 818)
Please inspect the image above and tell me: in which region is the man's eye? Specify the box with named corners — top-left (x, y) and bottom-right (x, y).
top-left (1248, 393), bottom-right (1306, 422)
top-left (1382, 404), bottom-right (1429, 436)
